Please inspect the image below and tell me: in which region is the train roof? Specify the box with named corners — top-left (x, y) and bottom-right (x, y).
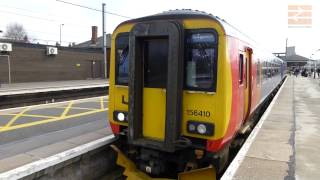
top-left (118, 9), bottom-right (283, 62)
top-left (120, 10), bottom-right (252, 42)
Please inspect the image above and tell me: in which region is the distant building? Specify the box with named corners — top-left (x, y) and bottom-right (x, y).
top-left (0, 41), bottom-right (104, 84)
top-left (274, 46), bottom-right (310, 68)
top-left (74, 26), bottom-right (111, 77)
top-left (74, 26), bottom-right (111, 49)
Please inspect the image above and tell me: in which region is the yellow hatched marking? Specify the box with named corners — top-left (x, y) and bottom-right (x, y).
top-left (100, 97), bottom-right (104, 110)
top-left (60, 101), bottom-right (74, 117)
top-left (4, 113), bottom-right (57, 119)
top-left (4, 107), bottom-right (31, 128)
top-left (0, 108), bottom-right (109, 133)
top-left (54, 106), bottom-right (100, 111)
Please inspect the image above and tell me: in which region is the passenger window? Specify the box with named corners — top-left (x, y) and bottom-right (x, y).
top-left (115, 34), bottom-right (129, 85)
top-left (185, 31), bottom-right (218, 91)
top-left (239, 54), bottom-right (244, 84)
top-left (257, 61), bottom-right (260, 85)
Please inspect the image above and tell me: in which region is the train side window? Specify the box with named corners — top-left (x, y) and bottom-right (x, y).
top-left (239, 54), bottom-right (244, 84)
top-left (115, 33), bottom-right (129, 85)
top-left (257, 61), bottom-right (260, 85)
top-left (185, 30), bottom-right (218, 91)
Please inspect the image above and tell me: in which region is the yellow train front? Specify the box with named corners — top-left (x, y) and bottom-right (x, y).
top-left (109, 10), bottom-right (285, 178)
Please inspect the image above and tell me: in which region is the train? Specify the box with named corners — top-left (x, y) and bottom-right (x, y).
top-left (108, 9), bottom-right (286, 179)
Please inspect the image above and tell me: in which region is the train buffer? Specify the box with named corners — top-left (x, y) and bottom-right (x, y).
top-left (221, 76), bottom-right (320, 180)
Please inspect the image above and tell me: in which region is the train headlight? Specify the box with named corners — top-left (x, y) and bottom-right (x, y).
top-left (113, 111), bottom-right (128, 122)
top-left (117, 113), bottom-right (125, 122)
top-left (188, 124), bottom-right (196, 132)
top-left (187, 121), bottom-right (214, 136)
top-left (197, 124), bottom-right (207, 134)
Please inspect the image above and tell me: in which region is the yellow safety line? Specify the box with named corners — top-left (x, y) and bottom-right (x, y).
top-left (4, 107), bottom-right (31, 128)
top-left (60, 101), bottom-right (74, 117)
top-left (0, 108), bottom-right (109, 133)
top-left (4, 113), bottom-right (58, 119)
top-left (100, 97), bottom-right (104, 110)
top-left (54, 106), bottom-right (100, 111)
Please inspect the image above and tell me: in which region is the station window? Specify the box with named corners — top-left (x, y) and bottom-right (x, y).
top-left (185, 30), bottom-right (218, 91)
top-left (239, 54), bottom-right (244, 84)
top-left (115, 33), bottom-right (129, 85)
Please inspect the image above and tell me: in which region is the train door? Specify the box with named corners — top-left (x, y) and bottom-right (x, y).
top-left (128, 21), bottom-right (184, 152)
top-left (244, 48), bottom-right (252, 121)
top-left (142, 38), bottom-right (168, 140)
top-left (238, 53), bottom-right (245, 122)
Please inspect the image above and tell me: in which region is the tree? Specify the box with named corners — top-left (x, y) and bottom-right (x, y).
top-left (4, 23), bottom-right (28, 41)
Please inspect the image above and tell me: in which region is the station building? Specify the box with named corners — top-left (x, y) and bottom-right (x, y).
top-left (274, 46), bottom-right (310, 69)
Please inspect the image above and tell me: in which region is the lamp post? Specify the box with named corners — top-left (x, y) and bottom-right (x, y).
top-left (59, 24), bottom-right (64, 46)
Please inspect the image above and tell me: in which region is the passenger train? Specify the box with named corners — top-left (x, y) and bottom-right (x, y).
top-left (108, 9), bottom-right (286, 178)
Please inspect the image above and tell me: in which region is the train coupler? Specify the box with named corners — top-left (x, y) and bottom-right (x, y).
top-left (110, 145), bottom-right (216, 180)
top-left (110, 145), bottom-right (172, 180)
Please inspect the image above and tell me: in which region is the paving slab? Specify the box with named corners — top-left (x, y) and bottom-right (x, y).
top-left (0, 154), bottom-right (40, 173)
top-left (233, 157), bottom-right (289, 180)
top-left (25, 141), bottom-right (77, 159)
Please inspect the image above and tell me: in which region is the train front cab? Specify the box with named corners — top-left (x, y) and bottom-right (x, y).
top-left (109, 16), bottom-right (234, 179)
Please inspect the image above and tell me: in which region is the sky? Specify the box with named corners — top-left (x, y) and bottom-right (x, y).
top-left (0, 0), bottom-right (320, 59)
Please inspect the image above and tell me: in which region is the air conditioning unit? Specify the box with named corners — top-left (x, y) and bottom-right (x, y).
top-left (46, 46), bottom-right (58, 55)
top-left (0, 43), bottom-right (12, 52)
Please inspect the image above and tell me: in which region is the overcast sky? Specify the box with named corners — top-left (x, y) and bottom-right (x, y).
top-left (0, 0), bottom-right (319, 58)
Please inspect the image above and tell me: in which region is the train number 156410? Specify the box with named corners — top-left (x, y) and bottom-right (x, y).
top-left (186, 110), bottom-right (211, 117)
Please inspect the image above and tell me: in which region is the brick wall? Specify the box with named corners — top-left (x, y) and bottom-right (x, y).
top-left (0, 42), bottom-right (109, 83)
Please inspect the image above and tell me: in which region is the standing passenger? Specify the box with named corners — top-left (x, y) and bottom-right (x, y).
top-left (294, 68), bottom-right (299, 77)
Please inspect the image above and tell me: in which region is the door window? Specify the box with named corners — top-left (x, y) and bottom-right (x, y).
top-left (239, 54), bottom-right (244, 84)
top-left (143, 38), bottom-right (169, 88)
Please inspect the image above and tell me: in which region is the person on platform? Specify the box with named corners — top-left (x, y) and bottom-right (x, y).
top-left (294, 68), bottom-right (300, 77)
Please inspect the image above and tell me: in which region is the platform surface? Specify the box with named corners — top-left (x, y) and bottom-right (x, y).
top-left (0, 96), bottom-right (112, 173)
top-left (231, 76), bottom-right (320, 180)
top-left (0, 79), bottom-right (108, 96)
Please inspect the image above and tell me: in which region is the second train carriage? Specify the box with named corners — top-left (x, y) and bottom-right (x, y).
top-left (108, 9), bottom-right (286, 177)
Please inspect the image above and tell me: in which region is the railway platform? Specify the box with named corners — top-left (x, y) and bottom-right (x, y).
top-left (222, 76), bottom-right (320, 180)
top-left (0, 96), bottom-right (116, 179)
top-left (0, 80), bottom-right (109, 109)
top-left (0, 79), bottom-right (108, 96)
